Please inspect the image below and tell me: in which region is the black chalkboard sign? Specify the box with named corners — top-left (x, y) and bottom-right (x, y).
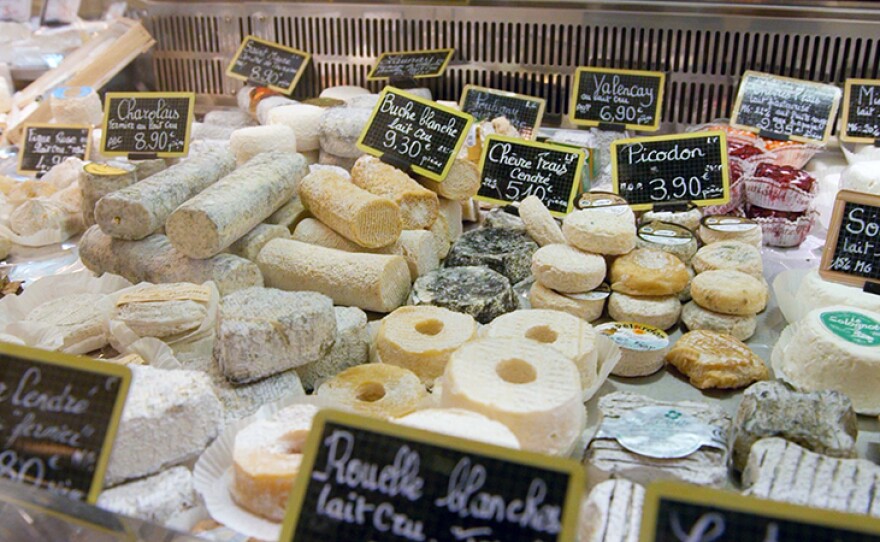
top-left (17, 124), bottom-right (90, 175)
top-left (279, 410), bottom-right (583, 542)
top-left (641, 481), bottom-right (880, 542)
top-left (0, 343), bottom-right (131, 504)
top-left (101, 92), bottom-right (195, 158)
top-left (820, 190), bottom-right (880, 288)
top-left (611, 131), bottom-right (730, 212)
top-left (841, 78), bottom-right (880, 143)
top-left (476, 135), bottom-right (585, 217)
top-left (357, 87), bottom-right (474, 181)
top-left (460, 85), bottom-right (546, 140)
top-left (367, 48), bottom-right (454, 81)
top-left (569, 67), bottom-right (665, 131)
top-left (226, 36), bottom-right (311, 94)
top-left (731, 70), bottom-right (842, 144)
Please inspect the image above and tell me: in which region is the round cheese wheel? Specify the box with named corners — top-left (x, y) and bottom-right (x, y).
top-left (635, 221), bottom-right (698, 263)
top-left (691, 241), bottom-right (763, 278)
top-left (316, 364), bottom-right (427, 419)
top-left (267, 104), bottom-right (324, 151)
top-left (679, 265), bottom-right (695, 303)
top-left (596, 322), bottom-right (669, 377)
top-left (666, 330), bottom-right (767, 389)
top-left (395, 408), bottom-right (520, 449)
top-left (529, 282), bottom-right (607, 323)
top-left (562, 209), bottom-right (636, 255)
top-left (439, 338), bottom-right (585, 455)
top-left (641, 207), bottom-right (702, 231)
top-left (796, 269), bottom-right (880, 315)
top-left (691, 270), bottom-right (767, 316)
top-left (681, 300), bottom-right (756, 341)
top-left (609, 248), bottom-right (690, 296)
top-left (607, 293), bottom-right (681, 330)
top-left (699, 215), bottom-right (763, 248)
top-left (531, 244), bottom-right (606, 294)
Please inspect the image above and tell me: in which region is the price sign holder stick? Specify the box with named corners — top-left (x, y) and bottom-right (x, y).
top-left (378, 150), bottom-right (415, 175)
top-left (651, 199), bottom-right (692, 213)
top-left (127, 152), bottom-right (158, 160)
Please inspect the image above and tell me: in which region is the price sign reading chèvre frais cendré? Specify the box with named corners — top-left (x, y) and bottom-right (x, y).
top-left (279, 410), bottom-right (583, 542)
top-left (477, 135), bottom-right (585, 217)
top-left (367, 48), bottom-right (454, 80)
top-left (820, 190), bottom-right (880, 288)
top-left (0, 343), bottom-right (131, 504)
top-left (18, 124), bottom-right (90, 175)
top-left (569, 67), bottom-right (665, 131)
top-left (841, 78), bottom-right (880, 144)
top-left (100, 92), bottom-right (195, 158)
top-left (611, 131), bottom-right (730, 212)
top-left (357, 87), bottom-right (473, 181)
top-left (227, 35), bottom-right (311, 94)
top-left (460, 85), bottom-right (546, 140)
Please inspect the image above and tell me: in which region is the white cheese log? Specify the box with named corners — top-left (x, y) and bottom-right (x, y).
top-left (438, 197), bottom-right (463, 240)
top-left (229, 124), bottom-right (297, 165)
top-left (418, 159), bottom-right (481, 201)
top-left (98, 466), bottom-right (195, 524)
top-left (81, 162), bottom-right (137, 227)
top-left (95, 150), bottom-right (236, 241)
top-left (298, 168), bottom-right (402, 249)
top-left (461, 198), bottom-right (481, 222)
top-left (267, 103), bottom-right (324, 151)
top-left (296, 306), bottom-right (370, 391)
top-left (351, 155), bottom-right (439, 230)
top-left (319, 106), bottom-right (371, 158)
top-left (79, 226), bottom-right (263, 296)
top-left (519, 195), bottom-right (566, 246)
top-left (265, 195), bottom-right (309, 231)
top-left (428, 212), bottom-right (452, 259)
top-left (225, 223), bottom-right (290, 262)
top-left (166, 151), bottom-right (307, 259)
top-left (257, 238), bottom-right (411, 313)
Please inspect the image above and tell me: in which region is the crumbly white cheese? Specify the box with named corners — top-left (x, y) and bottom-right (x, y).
top-left (98, 466), bottom-right (196, 525)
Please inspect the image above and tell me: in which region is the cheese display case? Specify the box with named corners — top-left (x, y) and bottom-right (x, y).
top-left (2, 0), bottom-right (880, 540)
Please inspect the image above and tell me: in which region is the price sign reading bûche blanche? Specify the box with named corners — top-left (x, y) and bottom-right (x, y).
top-left (460, 85), bottom-right (546, 140)
top-left (357, 87), bottom-right (473, 181)
top-left (227, 36), bottom-right (311, 94)
top-left (0, 343), bottom-right (131, 504)
top-left (841, 78), bottom-right (880, 143)
top-left (820, 190), bottom-right (880, 288)
top-left (569, 67), bottom-right (665, 131)
top-left (367, 48), bottom-right (454, 80)
top-left (279, 410), bottom-right (584, 542)
top-left (18, 124), bottom-right (91, 175)
top-left (477, 135), bottom-right (585, 217)
top-left (611, 131), bottom-right (729, 211)
top-left (101, 92), bottom-right (195, 158)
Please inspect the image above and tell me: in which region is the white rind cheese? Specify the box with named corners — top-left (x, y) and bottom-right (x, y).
top-left (579, 480), bottom-right (645, 542)
top-left (98, 466), bottom-right (196, 525)
top-left (563, 209), bottom-right (636, 255)
top-left (418, 159), bottom-right (481, 201)
top-left (267, 104), bottom-right (324, 151)
top-left (692, 241), bottom-right (763, 278)
top-left (351, 155), bottom-right (439, 230)
top-left (23, 293), bottom-right (108, 354)
top-left (225, 223), bottom-right (291, 262)
top-left (317, 364), bottom-right (427, 419)
top-left (395, 408), bottom-right (521, 449)
top-left (691, 270), bottom-right (767, 316)
top-left (607, 293), bottom-right (681, 331)
top-left (519, 195), bottom-right (567, 246)
top-left (796, 269), bottom-right (880, 315)
top-left (681, 300), bottom-right (757, 341)
top-left (529, 282), bottom-right (607, 323)
top-left (531, 244), bottom-right (606, 294)
top-left (229, 125), bottom-right (297, 165)
top-left (319, 106), bottom-right (371, 158)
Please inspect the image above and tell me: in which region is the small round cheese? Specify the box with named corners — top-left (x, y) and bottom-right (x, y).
top-left (267, 104), bottom-right (323, 151)
top-left (562, 209), bottom-right (636, 255)
top-left (229, 125), bottom-right (297, 165)
top-left (691, 241), bottom-right (763, 278)
top-left (529, 282), bottom-right (607, 322)
top-left (610, 248), bottom-right (690, 296)
top-left (395, 408), bottom-right (520, 449)
top-left (531, 244), bottom-right (606, 294)
top-left (679, 265), bottom-right (695, 303)
top-left (641, 207), bottom-right (702, 231)
top-left (316, 364), bottom-right (427, 419)
top-left (319, 106), bottom-right (371, 158)
top-left (666, 330), bottom-right (768, 389)
top-left (691, 270), bottom-right (767, 316)
top-left (635, 221), bottom-right (698, 263)
top-left (607, 293), bottom-right (681, 330)
top-left (681, 300), bottom-right (757, 341)
top-left (797, 269), bottom-right (880, 315)
top-left (699, 215), bottom-right (763, 248)
top-left (596, 322), bottom-right (669, 377)
top-left (519, 195), bottom-right (566, 246)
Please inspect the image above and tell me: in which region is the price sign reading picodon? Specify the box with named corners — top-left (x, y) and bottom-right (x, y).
top-left (100, 92), bottom-right (195, 158)
top-left (0, 343), bottom-right (130, 504)
top-left (611, 131), bottom-right (730, 211)
top-left (367, 48), bottom-right (454, 80)
top-left (357, 87), bottom-right (474, 181)
top-left (460, 85), bottom-right (546, 140)
top-left (820, 190), bottom-right (880, 289)
top-left (569, 67), bottom-right (665, 131)
top-left (841, 78), bottom-right (880, 143)
top-left (227, 36), bottom-right (311, 94)
top-left (279, 410), bottom-right (583, 542)
top-left (477, 135), bottom-right (585, 217)
top-left (18, 124), bottom-right (91, 175)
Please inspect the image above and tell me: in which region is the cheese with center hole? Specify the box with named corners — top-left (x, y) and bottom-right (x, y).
top-left (531, 243), bottom-right (606, 293)
top-left (316, 364), bottom-right (427, 418)
top-left (395, 408), bottom-right (520, 449)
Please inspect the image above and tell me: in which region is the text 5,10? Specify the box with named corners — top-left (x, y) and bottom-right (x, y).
top-left (383, 130), bottom-right (430, 158)
top-left (134, 132), bottom-right (170, 152)
top-left (249, 66), bottom-right (281, 86)
top-left (503, 179), bottom-right (552, 201)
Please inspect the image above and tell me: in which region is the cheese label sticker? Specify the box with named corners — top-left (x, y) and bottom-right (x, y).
top-left (701, 215), bottom-right (758, 232)
top-left (596, 322), bottom-right (669, 351)
top-left (227, 36), bottom-right (311, 94)
top-left (841, 78), bottom-right (880, 143)
top-left (820, 311), bottom-right (880, 347)
top-left (638, 223), bottom-right (694, 246)
top-left (596, 407), bottom-right (727, 459)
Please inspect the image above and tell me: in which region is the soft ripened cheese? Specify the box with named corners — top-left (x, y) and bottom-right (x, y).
top-left (267, 104), bottom-right (324, 151)
top-left (666, 330), bottom-right (768, 390)
top-left (610, 248), bottom-right (690, 296)
top-left (681, 301), bottom-right (757, 341)
top-left (225, 223), bottom-right (291, 262)
top-left (597, 322), bottom-right (669, 378)
top-left (317, 364), bottom-right (427, 419)
top-left (438, 338), bottom-right (585, 455)
top-left (840, 160), bottom-right (880, 195)
top-left (229, 125), bottom-right (297, 165)
top-left (296, 307), bottom-right (370, 391)
top-left (98, 466), bottom-right (195, 524)
top-left (319, 106), bottom-right (371, 158)
top-left (395, 408), bottom-right (520, 449)
top-left (438, 197), bottom-right (464, 241)
top-left (320, 85), bottom-right (371, 101)
top-left (351, 156), bottom-right (439, 230)
top-left (562, 209), bottom-right (636, 255)
top-left (482, 309), bottom-right (599, 391)
top-left (23, 293), bottom-right (108, 354)
top-left (641, 208), bottom-right (702, 232)
top-left (519, 195), bottom-right (567, 246)
top-left (780, 306), bottom-right (880, 414)
top-left (607, 293), bottom-right (681, 331)
top-left (691, 270), bottom-right (767, 316)
top-left (376, 306), bottom-right (478, 386)
top-left (265, 195), bottom-right (310, 231)
top-left (579, 480), bottom-right (645, 542)
top-left (529, 282), bottom-right (608, 323)
top-left (114, 282), bottom-right (210, 338)
top-left (531, 244), bottom-right (606, 294)
top-left (692, 240), bottom-right (763, 278)
top-left (797, 269), bottom-right (880, 315)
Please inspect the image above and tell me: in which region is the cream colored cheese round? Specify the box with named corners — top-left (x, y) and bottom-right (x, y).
top-left (597, 322), bottom-right (669, 377)
top-left (681, 300), bottom-right (757, 341)
top-left (692, 240), bottom-right (763, 278)
top-left (531, 243), bottom-right (606, 293)
top-left (529, 281), bottom-right (607, 322)
top-left (562, 209), bottom-right (636, 255)
top-left (395, 408), bottom-right (520, 449)
top-left (610, 248), bottom-right (690, 296)
top-left (316, 364), bottom-right (427, 419)
top-left (691, 270), bottom-right (768, 316)
top-left (608, 293), bottom-right (681, 330)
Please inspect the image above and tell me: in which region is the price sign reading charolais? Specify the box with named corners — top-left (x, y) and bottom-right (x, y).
top-left (611, 130), bottom-right (730, 212)
top-left (227, 35), bottom-right (311, 94)
top-left (100, 92), bottom-right (195, 158)
top-left (460, 85), bottom-right (546, 140)
top-left (357, 87), bottom-right (473, 181)
top-left (18, 124), bottom-right (91, 175)
top-left (820, 190), bottom-right (880, 288)
top-left (279, 410), bottom-right (584, 542)
top-left (0, 343), bottom-right (131, 504)
top-left (841, 78), bottom-right (880, 144)
top-left (367, 48), bottom-right (454, 81)
top-left (569, 67), bottom-right (665, 131)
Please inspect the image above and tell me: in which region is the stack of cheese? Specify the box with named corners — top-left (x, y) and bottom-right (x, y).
top-left (607, 248), bottom-right (689, 331)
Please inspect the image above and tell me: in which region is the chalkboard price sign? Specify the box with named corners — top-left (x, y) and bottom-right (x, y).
top-left (227, 36), bottom-right (310, 94)
top-left (477, 135), bottom-right (585, 217)
top-left (731, 70), bottom-right (842, 144)
top-left (0, 343), bottom-right (131, 504)
top-left (820, 190), bottom-right (880, 288)
top-left (17, 124), bottom-right (91, 175)
top-left (460, 85), bottom-right (546, 140)
top-left (279, 410), bottom-right (583, 542)
top-left (841, 78), bottom-right (880, 143)
top-left (569, 67), bottom-right (665, 131)
top-left (357, 87), bottom-right (474, 181)
top-left (641, 481), bottom-right (880, 542)
top-left (100, 92), bottom-right (195, 158)
top-left (367, 48), bottom-right (454, 81)
top-left (611, 131), bottom-right (730, 212)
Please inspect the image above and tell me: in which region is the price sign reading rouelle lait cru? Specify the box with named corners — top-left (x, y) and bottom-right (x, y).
top-left (357, 87), bottom-right (474, 181)
top-left (820, 190), bottom-right (880, 288)
top-left (227, 36), bottom-right (311, 94)
top-left (477, 135), bottom-right (585, 217)
top-left (612, 131), bottom-right (729, 212)
top-left (0, 343), bottom-right (131, 505)
top-left (460, 85), bottom-right (546, 140)
top-left (100, 92), bottom-right (195, 158)
top-left (640, 481), bottom-right (880, 542)
top-left (569, 67), bottom-right (665, 131)
top-left (731, 70), bottom-right (842, 144)
top-left (841, 78), bottom-right (880, 143)
top-left (279, 410), bottom-right (583, 542)
top-left (367, 48), bottom-right (454, 80)
top-left (18, 124), bottom-right (91, 175)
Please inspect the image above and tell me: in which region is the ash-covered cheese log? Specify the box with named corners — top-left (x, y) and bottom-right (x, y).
top-left (95, 150), bottom-right (236, 241)
top-left (298, 168), bottom-right (402, 249)
top-left (445, 227), bottom-right (539, 284)
top-left (79, 226), bottom-right (263, 295)
top-left (351, 155), bottom-right (439, 230)
top-left (166, 151), bottom-right (307, 259)
top-left (418, 158), bottom-right (481, 201)
top-left (257, 238), bottom-right (411, 313)
top-left (81, 162), bottom-right (138, 227)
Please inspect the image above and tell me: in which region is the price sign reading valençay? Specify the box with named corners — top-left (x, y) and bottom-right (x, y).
top-left (820, 190), bottom-right (880, 288)
top-left (569, 67), bottom-right (665, 131)
top-left (18, 124), bottom-right (90, 175)
top-left (841, 78), bottom-right (880, 143)
top-left (227, 35), bottom-right (311, 94)
top-left (460, 85), bottom-right (546, 140)
top-left (367, 48), bottom-right (454, 80)
top-left (279, 410), bottom-right (583, 542)
top-left (100, 92), bottom-right (195, 158)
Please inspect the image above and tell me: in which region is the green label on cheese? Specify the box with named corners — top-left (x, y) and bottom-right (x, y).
top-left (820, 311), bottom-right (880, 347)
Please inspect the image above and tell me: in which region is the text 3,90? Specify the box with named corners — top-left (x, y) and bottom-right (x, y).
top-left (649, 176), bottom-right (703, 201)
